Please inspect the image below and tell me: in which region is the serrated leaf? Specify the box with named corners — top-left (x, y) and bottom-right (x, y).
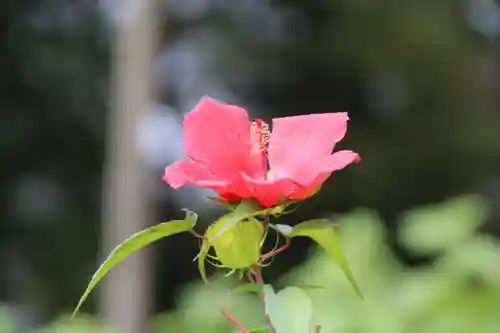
top-left (263, 286), bottom-right (314, 333)
top-left (232, 283), bottom-right (265, 293)
top-left (72, 210), bottom-right (198, 318)
top-left (289, 219), bottom-right (363, 299)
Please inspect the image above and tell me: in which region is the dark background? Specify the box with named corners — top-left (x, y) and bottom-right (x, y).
top-left (1, 0), bottom-right (500, 329)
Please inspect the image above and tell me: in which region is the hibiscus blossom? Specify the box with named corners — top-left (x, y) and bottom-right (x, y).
top-left (163, 96), bottom-right (360, 207)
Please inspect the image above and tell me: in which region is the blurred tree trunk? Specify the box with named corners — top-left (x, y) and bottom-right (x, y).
top-left (100, 0), bottom-right (163, 332)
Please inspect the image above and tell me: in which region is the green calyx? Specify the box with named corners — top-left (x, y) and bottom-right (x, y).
top-left (207, 216), bottom-right (264, 269)
top-left (196, 200), bottom-right (289, 280)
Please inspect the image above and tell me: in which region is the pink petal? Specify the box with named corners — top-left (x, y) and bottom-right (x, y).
top-left (162, 160), bottom-right (221, 188)
top-left (205, 174), bottom-right (254, 199)
top-left (287, 173), bottom-right (330, 200)
top-left (163, 160), bottom-right (257, 199)
top-left (183, 96), bottom-right (265, 180)
top-left (217, 192), bottom-right (244, 201)
top-left (243, 175), bottom-right (297, 207)
top-left (324, 150), bottom-right (361, 172)
top-left (287, 150), bottom-right (360, 199)
top-left (268, 112), bottom-right (350, 186)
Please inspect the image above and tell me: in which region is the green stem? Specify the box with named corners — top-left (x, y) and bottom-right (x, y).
top-left (252, 266), bottom-right (278, 333)
top-left (189, 229), bottom-right (204, 239)
top-left (260, 236), bottom-right (291, 261)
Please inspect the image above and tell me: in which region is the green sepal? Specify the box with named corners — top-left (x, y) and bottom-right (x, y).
top-left (207, 196), bottom-right (239, 211)
top-left (197, 238), bottom-right (210, 283)
top-left (195, 200), bottom-right (288, 280)
top-left (207, 217), bottom-right (264, 269)
top-left (206, 200), bottom-right (286, 244)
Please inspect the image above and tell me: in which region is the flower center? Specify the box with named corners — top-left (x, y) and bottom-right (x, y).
top-left (251, 119), bottom-right (270, 177)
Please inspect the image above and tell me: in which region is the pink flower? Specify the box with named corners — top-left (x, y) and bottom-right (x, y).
top-left (163, 96), bottom-right (360, 207)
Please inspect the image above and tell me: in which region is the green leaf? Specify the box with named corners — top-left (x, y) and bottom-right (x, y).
top-left (0, 306), bottom-right (15, 333)
top-left (289, 219), bottom-right (363, 299)
top-left (293, 284), bottom-right (326, 290)
top-left (263, 286), bottom-right (314, 333)
top-left (277, 287), bottom-right (314, 333)
top-left (399, 195), bottom-right (486, 254)
top-left (72, 210), bottom-right (198, 318)
top-left (232, 283), bottom-right (265, 293)
top-left (263, 285), bottom-right (290, 333)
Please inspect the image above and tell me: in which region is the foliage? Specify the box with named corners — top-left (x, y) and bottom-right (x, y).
top-left (3, 194), bottom-right (498, 332)
top-left (263, 285), bottom-right (314, 333)
top-left (72, 196), bottom-right (357, 332)
top-left (150, 194), bottom-right (500, 332)
top-left (0, 306), bottom-right (15, 332)
top-left (72, 210), bottom-right (199, 318)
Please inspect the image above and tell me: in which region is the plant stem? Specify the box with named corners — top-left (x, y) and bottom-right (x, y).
top-left (220, 306), bottom-right (251, 333)
top-left (314, 325), bottom-right (322, 333)
top-left (189, 229), bottom-right (204, 239)
top-left (262, 216), bottom-right (270, 241)
top-left (260, 236), bottom-right (291, 261)
top-left (252, 266), bottom-right (278, 333)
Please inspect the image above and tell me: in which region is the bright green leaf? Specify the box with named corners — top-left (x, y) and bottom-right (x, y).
top-left (289, 219), bottom-right (363, 299)
top-left (72, 210), bottom-right (198, 318)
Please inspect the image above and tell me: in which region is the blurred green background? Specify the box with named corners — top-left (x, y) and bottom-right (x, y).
top-left (2, 0), bottom-right (500, 332)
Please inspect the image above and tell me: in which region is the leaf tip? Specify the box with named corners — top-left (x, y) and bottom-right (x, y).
top-left (70, 303), bottom-right (82, 320)
top-left (180, 208), bottom-right (198, 223)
